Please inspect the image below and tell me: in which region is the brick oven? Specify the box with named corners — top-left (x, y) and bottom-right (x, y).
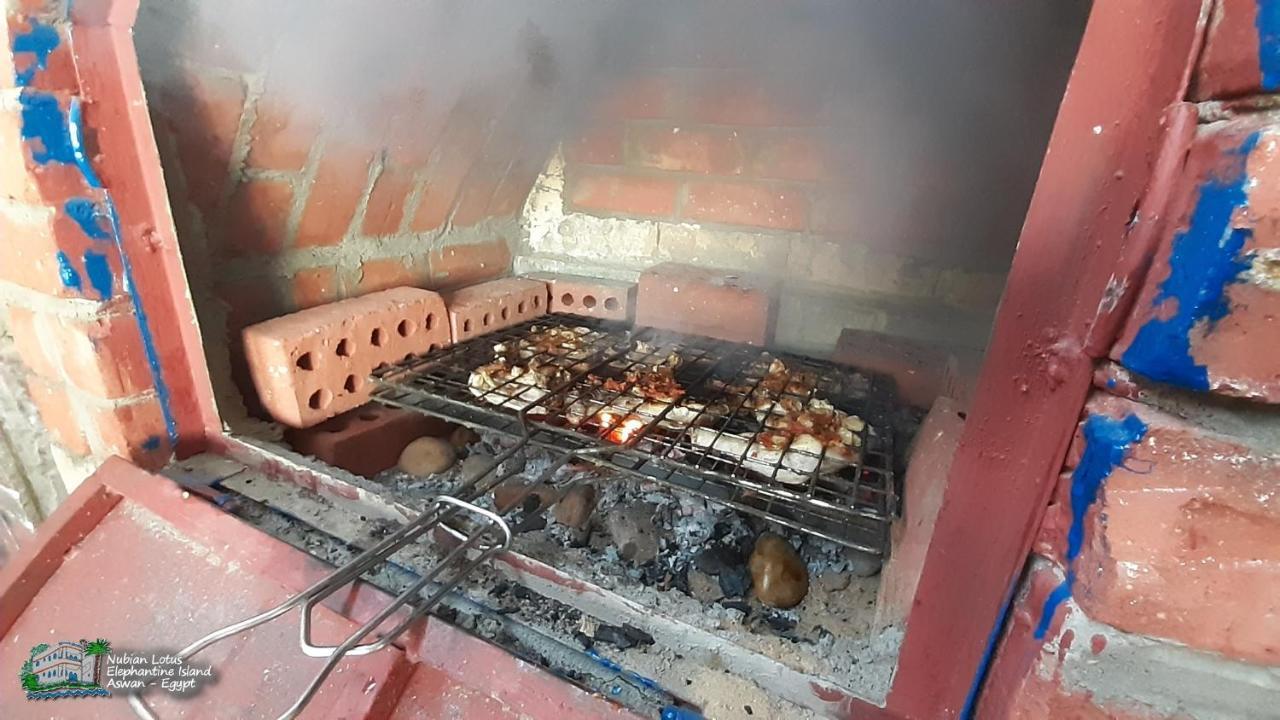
top-left (1, 1), bottom-right (1278, 719)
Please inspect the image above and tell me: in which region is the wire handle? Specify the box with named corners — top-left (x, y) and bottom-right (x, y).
top-left (127, 494), bottom-right (511, 720)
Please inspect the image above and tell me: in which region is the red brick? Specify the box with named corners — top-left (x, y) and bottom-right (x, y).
top-left (296, 145), bottom-right (371, 247)
top-left (564, 123), bottom-right (624, 165)
top-left (157, 73), bottom-right (245, 216)
top-left (833, 329), bottom-right (949, 409)
top-left (224, 178), bottom-right (293, 256)
top-left (688, 73), bottom-right (822, 126)
top-left (93, 396), bottom-right (169, 466)
top-left (875, 397), bottom-right (964, 630)
top-left (242, 287), bottom-right (451, 427)
top-left (6, 307), bottom-right (56, 378)
top-left (245, 96), bottom-right (318, 171)
top-left (53, 312), bottom-right (154, 399)
top-left (359, 257), bottom-right (423, 294)
top-left (285, 403), bottom-right (453, 478)
top-left (627, 124), bottom-right (741, 175)
top-left (595, 74), bottom-right (674, 119)
top-left (429, 240), bottom-right (512, 290)
top-left (528, 272), bottom-right (635, 322)
top-left (444, 278), bottom-right (548, 343)
top-left (485, 158), bottom-right (539, 219)
top-left (748, 133), bottom-right (826, 182)
top-left (362, 164), bottom-right (416, 236)
top-left (24, 374), bottom-right (89, 455)
top-left (634, 262), bottom-right (777, 346)
top-left (450, 168), bottom-right (503, 227)
top-left (410, 149), bottom-right (473, 233)
top-left (0, 103), bottom-right (38, 202)
top-left (565, 168), bottom-right (679, 218)
top-left (683, 180), bottom-right (808, 231)
top-left (0, 199), bottom-right (113, 298)
top-left (1192, 0), bottom-right (1264, 100)
top-left (1048, 393), bottom-right (1280, 664)
top-left (1112, 121), bottom-right (1280, 402)
top-left (6, 17), bottom-right (78, 93)
top-left (382, 85), bottom-right (441, 168)
top-left (293, 266), bottom-right (339, 310)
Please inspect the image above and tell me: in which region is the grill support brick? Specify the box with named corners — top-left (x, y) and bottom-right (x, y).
top-left (526, 272), bottom-right (635, 322)
top-left (634, 262), bottom-right (778, 346)
top-left (444, 277), bottom-right (549, 343)
top-left (285, 403), bottom-right (453, 477)
top-left (243, 287), bottom-right (451, 428)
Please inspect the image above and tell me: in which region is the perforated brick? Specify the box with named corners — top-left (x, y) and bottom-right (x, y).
top-left (444, 277), bottom-right (548, 343)
top-left (243, 287), bottom-right (451, 428)
top-left (285, 403), bottom-right (453, 477)
top-left (526, 272), bottom-right (635, 322)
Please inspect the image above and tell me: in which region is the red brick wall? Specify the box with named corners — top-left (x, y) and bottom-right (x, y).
top-left (980, 10), bottom-right (1280, 712)
top-left (132, 1), bottom-right (561, 417)
top-left (1, 4), bottom-right (183, 470)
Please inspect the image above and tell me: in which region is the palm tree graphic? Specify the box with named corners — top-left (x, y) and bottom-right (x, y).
top-left (81, 638), bottom-right (111, 686)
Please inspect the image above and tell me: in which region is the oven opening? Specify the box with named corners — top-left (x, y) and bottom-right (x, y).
top-left (120, 1), bottom-right (1087, 717)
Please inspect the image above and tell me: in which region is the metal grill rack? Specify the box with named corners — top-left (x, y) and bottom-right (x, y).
top-left (372, 316), bottom-right (898, 555)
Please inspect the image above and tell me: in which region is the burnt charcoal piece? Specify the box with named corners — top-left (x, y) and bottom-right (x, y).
top-left (517, 514), bottom-right (548, 533)
top-left (720, 599), bottom-right (750, 614)
top-left (718, 566), bottom-right (752, 599)
top-left (605, 502), bottom-right (660, 564)
top-left (693, 544), bottom-right (743, 576)
top-left (763, 611), bottom-right (797, 634)
top-left (594, 623), bottom-right (655, 650)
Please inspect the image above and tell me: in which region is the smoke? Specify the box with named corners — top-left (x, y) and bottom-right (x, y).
top-left (135, 0), bottom-right (1089, 269)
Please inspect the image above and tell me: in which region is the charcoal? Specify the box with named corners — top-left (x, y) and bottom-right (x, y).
top-left (718, 565), bottom-right (752, 598)
top-left (593, 623), bottom-right (655, 650)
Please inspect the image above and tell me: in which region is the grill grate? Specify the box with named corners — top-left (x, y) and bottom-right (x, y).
top-left (371, 316), bottom-right (898, 555)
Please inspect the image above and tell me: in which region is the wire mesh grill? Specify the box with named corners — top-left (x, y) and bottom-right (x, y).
top-left (371, 316), bottom-right (897, 555)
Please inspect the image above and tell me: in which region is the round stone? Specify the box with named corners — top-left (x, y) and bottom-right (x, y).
top-left (397, 437), bottom-right (457, 476)
top-left (748, 533), bottom-right (809, 609)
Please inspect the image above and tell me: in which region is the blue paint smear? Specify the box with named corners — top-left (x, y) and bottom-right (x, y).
top-left (1121, 131), bottom-right (1260, 390)
top-left (661, 707), bottom-right (704, 720)
top-left (83, 250), bottom-right (113, 299)
top-left (1033, 413), bottom-right (1148, 640)
top-left (141, 436), bottom-right (162, 451)
top-left (12, 19), bottom-right (60, 87)
top-left (65, 198), bottom-right (111, 240)
top-left (19, 90), bottom-right (76, 165)
top-left (960, 578), bottom-right (1021, 720)
top-left (1257, 1), bottom-right (1280, 91)
top-left (55, 251), bottom-right (82, 292)
top-left (59, 96), bottom-right (178, 448)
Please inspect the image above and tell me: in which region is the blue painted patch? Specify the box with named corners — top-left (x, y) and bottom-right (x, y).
top-left (57, 96), bottom-right (178, 447)
top-left (18, 90), bottom-right (76, 165)
top-left (141, 435), bottom-right (162, 451)
top-left (1257, 1), bottom-right (1280, 91)
top-left (1121, 132), bottom-right (1260, 390)
top-left (83, 250), bottom-right (113, 299)
top-left (65, 198), bottom-right (111, 240)
top-left (1033, 413), bottom-right (1148, 640)
top-left (12, 19), bottom-right (60, 87)
top-left (55, 250), bottom-right (82, 292)
top-left (1105, 378), bottom-right (1116, 389)
top-left (661, 707), bottom-right (704, 720)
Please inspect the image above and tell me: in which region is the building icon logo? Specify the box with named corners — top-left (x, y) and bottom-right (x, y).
top-left (19, 639), bottom-right (112, 700)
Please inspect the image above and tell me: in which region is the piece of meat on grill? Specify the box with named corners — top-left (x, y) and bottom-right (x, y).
top-left (688, 424), bottom-right (860, 485)
top-left (467, 358), bottom-right (570, 413)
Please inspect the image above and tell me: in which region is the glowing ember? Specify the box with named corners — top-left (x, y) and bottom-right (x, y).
top-left (596, 411), bottom-right (646, 444)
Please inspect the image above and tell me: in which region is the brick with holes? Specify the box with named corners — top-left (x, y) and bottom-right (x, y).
top-left (634, 262), bottom-right (778, 346)
top-left (285, 403), bottom-right (453, 477)
top-left (242, 287), bottom-right (451, 428)
top-left (444, 278), bottom-right (549, 343)
top-left (525, 273), bottom-right (635, 322)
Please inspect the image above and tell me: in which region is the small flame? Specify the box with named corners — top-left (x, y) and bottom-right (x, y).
top-left (597, 411), bottom-right (646, 444)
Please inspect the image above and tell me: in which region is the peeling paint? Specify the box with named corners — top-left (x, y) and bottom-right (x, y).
top-left (1257, 0), bottom-right (1280, 91)
top-left (1034, 413), bottom-right (1148, 640)
top-left (1121, 132), bottom-right (1259, 391)
top-left (65, 198), bottom-right (111, 240)
top-left (83, 250), bottom-right (113, 299)
top-left (12, 19), bottom-right (60, 87)
top-left (55, 250), bottom-right (82, 292)
top-left (18, 90), bottom-right (77, 165)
